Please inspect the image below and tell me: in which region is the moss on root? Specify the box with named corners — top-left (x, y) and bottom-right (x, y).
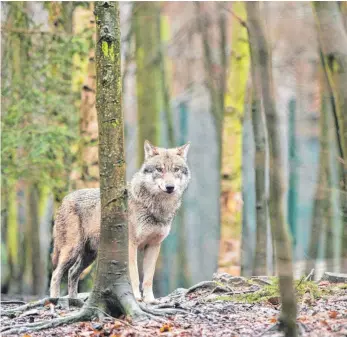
top-left (213, 278), bottom-right (328, 304)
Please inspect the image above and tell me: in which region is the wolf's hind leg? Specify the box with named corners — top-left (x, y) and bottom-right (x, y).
top-left (68, 251), bottom-right (96, 298)
top-left (50, 252), bottom-right (74, 298)
top-left (142, 244), bottom-right (161, 304)
top-left (129, 242), bottom-right (141, 301)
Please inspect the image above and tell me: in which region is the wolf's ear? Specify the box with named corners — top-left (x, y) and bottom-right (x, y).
top-left (144, 140), bottom-right (159, 160)
top-left (177, 142), bottom-right (190, 161)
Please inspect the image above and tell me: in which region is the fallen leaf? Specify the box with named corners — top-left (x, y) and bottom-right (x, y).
top-left (269, 317), bottom-right (277, 323)
top-left (160, 323), bottom-right (172, 332)
top-left (328, 311), bottom-right (338, 319)
top-left (298, 316), bottom-right (308, 322)
top-left (318, 281), bottom-right (330, 287)
top-left (113, 320), bottom-right (123, 328)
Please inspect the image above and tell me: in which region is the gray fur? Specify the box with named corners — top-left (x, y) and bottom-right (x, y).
top-left (50, 141), bottom-right (191, 302)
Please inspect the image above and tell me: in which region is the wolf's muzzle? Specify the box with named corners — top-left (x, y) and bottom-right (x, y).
top-left (165, 184), bottom-right (175, 194)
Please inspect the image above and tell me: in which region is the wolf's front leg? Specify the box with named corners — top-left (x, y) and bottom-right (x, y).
top-left (128, 241), bottom-right (141, 301)
top-left (142, 244), bottom-right (161, 304)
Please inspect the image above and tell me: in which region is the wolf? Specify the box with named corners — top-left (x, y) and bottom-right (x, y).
top-left (50, 140), bottom-right (191, 303)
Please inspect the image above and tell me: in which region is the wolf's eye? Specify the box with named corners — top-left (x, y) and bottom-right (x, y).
top-left (174, 167), bottom-right (180, 173)
top-left (156, 167), bottom-right (163, 173)
top-left (143, 166), bottom-right (154, 173)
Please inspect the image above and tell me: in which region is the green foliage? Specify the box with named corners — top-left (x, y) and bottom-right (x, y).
top-left (1, 2), bottom-right (90, 195)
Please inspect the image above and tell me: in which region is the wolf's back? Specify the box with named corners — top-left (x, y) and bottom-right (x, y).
top-left (52, 188), bottom-right (101, 268)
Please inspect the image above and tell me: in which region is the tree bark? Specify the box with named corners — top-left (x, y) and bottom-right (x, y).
top-left (313, 2), bottom-right (347, 271)
top-left (85, 2), bottom-right (144, 318)
top-left (246, 3), bottom-right (297, 336)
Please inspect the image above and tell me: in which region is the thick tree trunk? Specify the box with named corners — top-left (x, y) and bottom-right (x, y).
top-left (313, 2), bottom-right (347, 271)
top-left (85, 2), bottom-right (143, 318)
top-left (246, 3), bottom-right (297, 336)
top-left (134, 2), bottom-right (160, 166)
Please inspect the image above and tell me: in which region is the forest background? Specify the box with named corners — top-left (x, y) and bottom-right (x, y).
top-left (1, 1), bottom-right (346, 299)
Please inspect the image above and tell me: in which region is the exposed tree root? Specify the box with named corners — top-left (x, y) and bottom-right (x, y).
top-left (1, 300), bottom-right (26, 305)
top-left (138, 302), bottom-right (187, 316)
top-left (1, 295), bottom-right (188, 335)
top-left (186, 280), bottom-right (232, 295)
top-left (186, 281), bottom-right (220, 295)
top-left (257, 321), bottom-right (306, 337)
top-left (1, 307), bottom-right (94, 336)
top-left (1, 297), bottom-right (85, 317)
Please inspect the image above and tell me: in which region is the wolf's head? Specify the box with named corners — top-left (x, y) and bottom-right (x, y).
top-left (132, 140), bottom-right (191, 199)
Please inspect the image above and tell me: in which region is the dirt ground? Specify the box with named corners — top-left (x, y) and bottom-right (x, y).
top-left (1, 273), bottom-right (346, 337)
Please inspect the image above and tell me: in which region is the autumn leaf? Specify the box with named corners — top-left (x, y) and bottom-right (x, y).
top-left (318, 281), bottom-right (330, 287)
top-left (269, 317), bottom-right (277, 323)
top-left (113, 320), bottom-right (123, 328)
top-left (328, 311), bottom-right (338, 319)
top-left (160, 323), bottom-right (172, 332)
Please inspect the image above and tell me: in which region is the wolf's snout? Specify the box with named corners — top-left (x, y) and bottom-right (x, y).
top-left (165, 184), bottom-right (175, 193)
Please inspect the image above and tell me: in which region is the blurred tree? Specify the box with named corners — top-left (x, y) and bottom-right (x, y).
top-left (1, 1), bottom-right (89, 294)
top-left (195, 2), bottom-right (226, 152)
top-left (287, 99), bottom-right (298, 243)
top-left (134, 2), bottom-right (161, 165)
top-left (247, 2), bottom-right (297, 336)
top-left (246, 2), bottom-right (269, 275)
top-left (71, 3), bottom-right (99, 190)
top-left (2, 1), bottom-right (31, 294)
top-left (305, 69), bottom-right (331, 276)
top-left (195, 3), bottom-right (227, 277)
top-left (222, 2), bottom-right (250, 276)
top-left (313, 1), bottom-right (347, 271)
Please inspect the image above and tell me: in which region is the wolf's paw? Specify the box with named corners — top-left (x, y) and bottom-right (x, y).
top-left (143, 296), bottom-right (159, 305)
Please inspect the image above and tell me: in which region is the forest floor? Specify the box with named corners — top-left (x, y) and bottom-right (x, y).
top-left (1, 272), bottom-right (347, 337)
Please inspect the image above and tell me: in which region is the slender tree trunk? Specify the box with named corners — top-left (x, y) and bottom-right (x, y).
top-left (73, 2), bottom-right (99, 190)
top-left (306, 68), bottom-right (332, 275)
top-left (248, 6), bottom-right (269, 275)
top-left (195, 3), bottom-right (226, 272)
top-left (6, 183), bottom-right (20, 293)
top-left (223, 2), bottom-right (250, 276)
top-left (29, 185), bottom-right (44, 296)
top-left (85, 2), bottom-right (144, 318)
top-left (156, 6), bottom-right (175, 147)
top-left (246, 3), bottom-right (297, 336)
top-left (134, 2), bottom-right (160, 166)
top-left (313, 2), bottom-right (347, 271)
